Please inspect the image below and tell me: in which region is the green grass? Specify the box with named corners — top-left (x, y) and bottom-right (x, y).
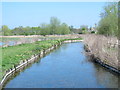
top-left (60, 38), bottom-right (83, 41)
top-left (1, 38), bottom-right (82, 80)
top-left (2, 40), bottom-right (60, 72)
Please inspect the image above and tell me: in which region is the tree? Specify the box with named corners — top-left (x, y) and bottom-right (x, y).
top-left (60, 23), bottom-right (70, 35)
top-left (50, 17), bottom-right (61, 35)
top-left (69, 25), bottom-right (74, 33)
top-left (23, 26), bottom-right (31, 36)
top-left (31, 27), bottom-right (41, 35)
top-left (2, 25), bottom-right (12, 36)
top-left (12, 26), bottom-right (24, 35)
top-left (0, 27), bottom-right (2, 35)
top-left (80, 25), bottom-right (88, 34)
top-left (97, 2), bottom-right (118, 36)
top-left (40, 23), bottom-right (50, 36)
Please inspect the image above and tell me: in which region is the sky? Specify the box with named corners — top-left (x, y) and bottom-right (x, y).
top-left (2, 2), bottom-right (106, 29)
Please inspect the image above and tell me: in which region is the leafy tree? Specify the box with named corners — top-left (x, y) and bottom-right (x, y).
top-left (97, 2), bottom-right (118, 36)
top-left (0, 27), bottom-right (2, 35)
top-left (50, 17), bottom-right (60, 35)
top-left (80, 25), bottom-right (88, 34)
top-left (31, 27), bottom-right (41, 35)
top-left (118, 2), bottom-right (120, 39)
top-left (40, 23), bottom-right (50, 36)
top-left (12, 26), bottom-right (24, 35)
top-left (2, 25), bottom-right (12, 36)
top-left (60, 23), bottom-right (70, 35)
top-left (23, 26), bottom-right (31, 36)
top-left (69, 25), bottom-right (74, 33)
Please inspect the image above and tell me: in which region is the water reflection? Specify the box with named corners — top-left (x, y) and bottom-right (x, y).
top-left (93, 63), bottom-right (118, 88)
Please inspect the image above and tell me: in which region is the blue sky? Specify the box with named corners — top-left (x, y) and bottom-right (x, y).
top-left (2, 2), bottom-right (106, 29)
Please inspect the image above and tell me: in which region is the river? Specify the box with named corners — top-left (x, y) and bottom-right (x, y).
top-left (4, 42), bottom-right (118, 88)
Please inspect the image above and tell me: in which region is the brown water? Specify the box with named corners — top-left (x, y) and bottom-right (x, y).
top-left (3, 42), bottom-right (119, 88)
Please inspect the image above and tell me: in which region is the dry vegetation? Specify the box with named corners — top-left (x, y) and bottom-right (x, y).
top-left (81, 34), bottom-right (119, 69)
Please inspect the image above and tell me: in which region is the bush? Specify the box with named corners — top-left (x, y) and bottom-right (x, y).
top-left (91, 31), bottom-right (95, 34)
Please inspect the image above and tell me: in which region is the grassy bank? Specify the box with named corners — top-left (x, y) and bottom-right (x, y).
top-left (1, 38), bottom-right (82, 80)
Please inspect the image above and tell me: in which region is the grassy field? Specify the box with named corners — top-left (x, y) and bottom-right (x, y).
top-left (1, 38), bottom-right (82, 80)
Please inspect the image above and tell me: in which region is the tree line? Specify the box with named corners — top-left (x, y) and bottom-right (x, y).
top-left (1, 17), bottom-right (71, 36)
top-left (97, 2), bottom-right (118, 37)
top-left (1, 17), bottom-right (92, 36)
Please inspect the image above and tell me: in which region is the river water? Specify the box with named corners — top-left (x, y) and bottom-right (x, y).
top-left (4, 42), bottom-right (118, 88)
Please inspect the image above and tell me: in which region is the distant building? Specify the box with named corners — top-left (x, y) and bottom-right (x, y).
top-left (88, 27), bottom-right (97, 34)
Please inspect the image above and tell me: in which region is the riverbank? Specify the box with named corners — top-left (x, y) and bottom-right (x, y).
top-left (0, 34), bottom-right (81, 47)
top-left (3, 41), bottom-right (118, 88)
top-left (82, 34), bottom-right (119, 74)
top-left (0, 38), bottom-right (82, 89)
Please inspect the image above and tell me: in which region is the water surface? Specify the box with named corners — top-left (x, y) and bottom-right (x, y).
top-left (4, 42), bottom-right (118, 88)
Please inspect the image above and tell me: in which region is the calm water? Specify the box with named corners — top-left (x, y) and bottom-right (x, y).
top-left (4, 42), bottom-right (118, 88)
